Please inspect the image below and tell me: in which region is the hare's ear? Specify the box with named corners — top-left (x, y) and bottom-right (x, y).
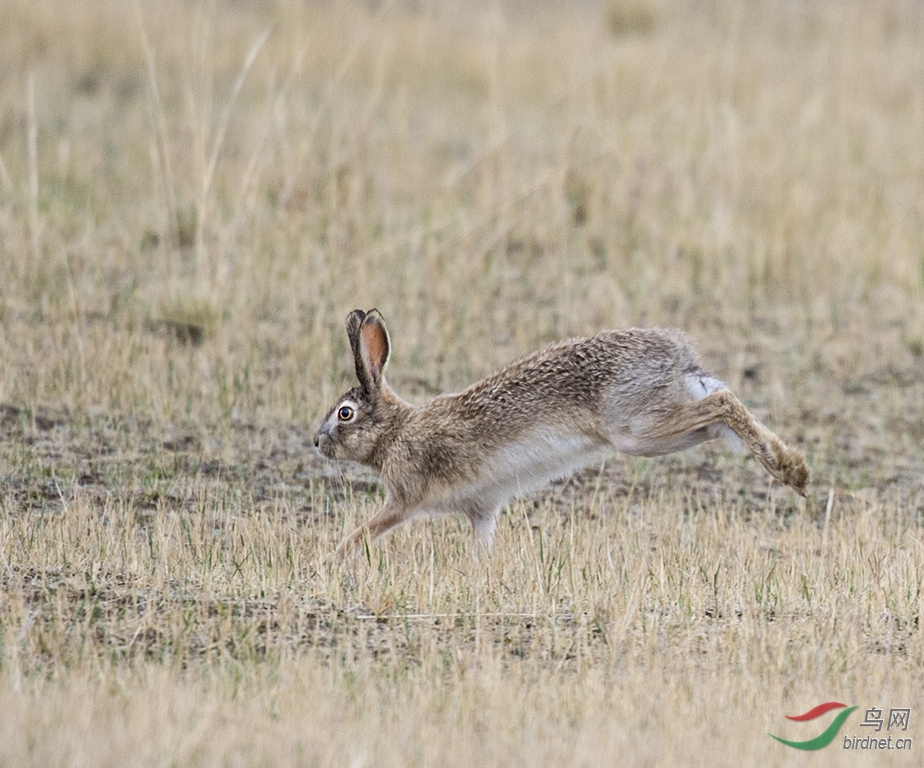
top-left (356, 309), bottom-right (391, 391)
top-left (346, 309), bottom-right (366, 352)
top-left (345, 309), bottom-right (370, 389)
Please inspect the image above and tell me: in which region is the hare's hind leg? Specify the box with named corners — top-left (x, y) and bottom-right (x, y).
top-left (713, 391), bottom-right (808, 494)
top-left (630, 389), bottom-right (809, 495)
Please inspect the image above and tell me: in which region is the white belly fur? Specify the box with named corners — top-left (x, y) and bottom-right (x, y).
top-left (434, 429), bottom-right (608, 512)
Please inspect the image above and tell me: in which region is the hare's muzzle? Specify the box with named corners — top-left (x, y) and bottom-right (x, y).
top-left (314, 424), bottom-right (333, 456)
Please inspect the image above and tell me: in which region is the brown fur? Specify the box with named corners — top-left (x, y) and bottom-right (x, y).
top-left (314, 310), bottom-right (809, 556)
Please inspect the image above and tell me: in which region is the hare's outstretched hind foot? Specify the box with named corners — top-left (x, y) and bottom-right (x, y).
top-left (711, 389), bottom-right (809, 496)
top-left (757, 425), bottom-right (809, 495)
top-left (639, 389), bottom-right (809, 495)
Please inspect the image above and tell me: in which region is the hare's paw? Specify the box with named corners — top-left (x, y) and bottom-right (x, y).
top-left (762, 439), bottom-right (809, 496)
top-left (781, 448), bottom-right (809, 496)
top-left (335, 527), bottom-right (367, 559)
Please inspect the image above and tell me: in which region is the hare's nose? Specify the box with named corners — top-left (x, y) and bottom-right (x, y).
top-left (313, 435), bottom-right (320, 448)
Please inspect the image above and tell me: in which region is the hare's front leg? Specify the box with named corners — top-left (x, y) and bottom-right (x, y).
top-left (469, 506), bottom-right (500, 553)
top-left (335, 502), bottom-right (410, 557)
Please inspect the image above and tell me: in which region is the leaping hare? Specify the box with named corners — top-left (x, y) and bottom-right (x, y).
top-left (315, 309), bottom-right (808, 555)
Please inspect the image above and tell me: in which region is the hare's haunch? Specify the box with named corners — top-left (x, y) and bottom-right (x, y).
top-left (314, 309), bottom-right (809, 555)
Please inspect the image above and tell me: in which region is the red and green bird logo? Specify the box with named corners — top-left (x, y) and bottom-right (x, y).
top-left (770, 702), bottom-right (857, 750)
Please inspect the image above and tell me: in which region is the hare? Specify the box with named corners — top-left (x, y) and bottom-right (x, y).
top-left (314, 309), bottom-right (808, 555)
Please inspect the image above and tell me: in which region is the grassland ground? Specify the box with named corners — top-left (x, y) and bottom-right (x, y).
top-left (1, 0), bottom-right (923, 765)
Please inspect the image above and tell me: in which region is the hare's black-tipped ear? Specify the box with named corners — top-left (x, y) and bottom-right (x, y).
top-left (345, 309), bottom-right (369, 388)
top-left (356, 309), bottom-right (390, 391)
top-left (346, 309), bottom-right (366, 352)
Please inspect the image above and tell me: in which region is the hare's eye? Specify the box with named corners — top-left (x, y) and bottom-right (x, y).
top-left (338, 405), bottom-right (355, 422)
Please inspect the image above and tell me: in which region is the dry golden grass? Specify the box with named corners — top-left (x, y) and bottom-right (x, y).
top-left (0, 0), bottom-right (923, 765)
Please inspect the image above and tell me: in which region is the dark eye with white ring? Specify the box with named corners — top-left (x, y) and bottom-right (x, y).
top-left (338, 405), bottom-right (355, 422)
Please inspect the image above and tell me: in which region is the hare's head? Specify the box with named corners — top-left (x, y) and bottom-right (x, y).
top-left (314, 309), bottom-right (409, 468)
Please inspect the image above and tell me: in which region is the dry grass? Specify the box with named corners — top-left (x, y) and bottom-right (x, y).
top-left (0, 0), bottom-right (923, 764)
